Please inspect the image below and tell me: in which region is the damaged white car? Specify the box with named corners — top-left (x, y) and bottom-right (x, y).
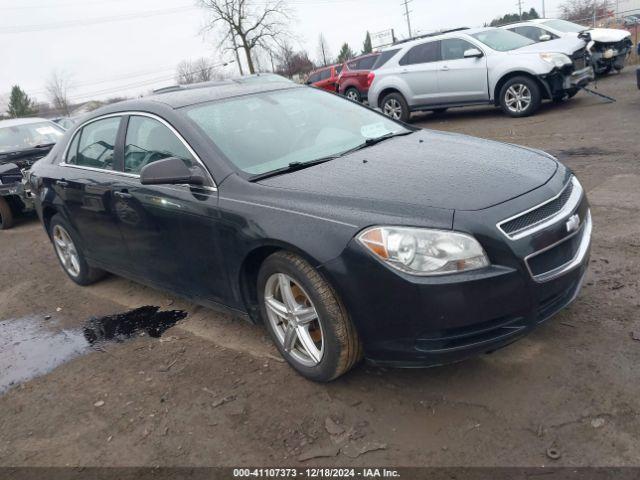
top-left (502, 19), bottom-right (633, 75)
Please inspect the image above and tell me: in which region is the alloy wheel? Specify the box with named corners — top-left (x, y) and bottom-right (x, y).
top-left (52, 225), bottom-right (81, 278)
top-left (264, 273), bottom-right (324, 367)
top-left (346, 90), bottom-right (359, 101)
top-left (383, 99), bottom-right (403, 120)
top-left (504, 84), bottom-right (532, 114)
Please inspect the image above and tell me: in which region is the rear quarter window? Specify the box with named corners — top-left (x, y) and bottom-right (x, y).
top-left (372, 49), bottom-right (401, 69)
top-left (399, 41), bottom-right (442, 66)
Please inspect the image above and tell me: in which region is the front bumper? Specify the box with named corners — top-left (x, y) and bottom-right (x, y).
top-left (540, 66), bottom-right (594, 98)
top-left (319, 178), bottom-right (591, 367)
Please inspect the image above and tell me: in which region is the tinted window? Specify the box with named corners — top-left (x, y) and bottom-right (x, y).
top-left (357, 55), bottom-right (378, 70)
top-left (441, 38), bottom-right (477, 60)
top-left (335, 65), bottom-right (343, 75)
top-left (512, 26), bottom-right (556, 42)
top-left (308, 72), bottom-right (320, 83)
top-left (399, 41), bottom-right (441, 65)
top-left (347, 60), bottom-right (358, 70)
top-left (372, 49), bottom-right (400, 69)
top-left (124, 116), bottom-right (196, 174)
top-left (74, 117), bottom-right (120, 170)
top-left (319, 69), bottom-right (331, 81)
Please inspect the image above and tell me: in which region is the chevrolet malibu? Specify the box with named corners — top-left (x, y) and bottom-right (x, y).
top-left (30, 79), bottom-right (591, 381)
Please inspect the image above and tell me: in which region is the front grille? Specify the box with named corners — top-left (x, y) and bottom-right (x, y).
top-left (500, 180), bottom-right (574, 236)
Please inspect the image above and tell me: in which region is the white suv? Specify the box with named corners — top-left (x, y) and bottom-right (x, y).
top-left (368, 27), bottom-right (594, 120)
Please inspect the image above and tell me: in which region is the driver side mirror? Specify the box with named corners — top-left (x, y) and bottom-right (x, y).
top-left (539, 34), bottom-right (552, 41)
top-left (463, 48), bottom-right (483, 58)
top-left (140, 157), bottom-right (205, 186)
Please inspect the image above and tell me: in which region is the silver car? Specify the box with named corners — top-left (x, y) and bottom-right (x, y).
top-left (368, 27), bottom-right (594, 120)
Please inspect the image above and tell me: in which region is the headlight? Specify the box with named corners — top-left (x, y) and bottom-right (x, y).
top-left (357, 226), bottom-right (490, 276)
top-left (539, 53), bottom-right (572, 68)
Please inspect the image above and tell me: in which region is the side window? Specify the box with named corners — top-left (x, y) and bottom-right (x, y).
top-left (308, 72), bottom-right (320, 83)
top-left (347, 60), bottom-right (358, 70)
top-left (75, 117), bottom-right (120, 170)
top-left (319, 69), bottom-right (331, 81)
top-left (399, 41), bottom-right (442, 66)
top-left (335, 65), bottom-right (343, 75)
top-left (65, 130), bottom-right (80, 164)
top-left (357, 56), bottom-right (378, 70)
top-left (124, 116), bottom-right (196, 174)
top-left (441, 38), bottom-right (478, 60)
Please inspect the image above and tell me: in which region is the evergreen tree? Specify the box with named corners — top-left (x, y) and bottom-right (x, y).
top-left (7, 85), bottom-right (37, 118)
top-left (337, 43), bottom-right (355, 63)
top-left (362, 31), bottom-right (373, 54)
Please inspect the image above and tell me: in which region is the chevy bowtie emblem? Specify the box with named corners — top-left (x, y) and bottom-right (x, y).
top-left (566, 214), bottom-right (580, 233)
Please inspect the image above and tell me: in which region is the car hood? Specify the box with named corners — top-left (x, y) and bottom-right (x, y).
top-left (257, 130), bottom-right (558, 211)
top-left (581, 28), bottom-right (632, 43)
top-left (512, 36), bottom-right (586, 55)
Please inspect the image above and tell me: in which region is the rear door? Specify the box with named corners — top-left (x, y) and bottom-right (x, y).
top-left (114, 114), bottom-right (230, 304)
top-left (59, 115), bottom-right (132, 270)
top-left (437, 38), bottom-right (489, 103)
top-left (397, 40), bottom-right (442, 105)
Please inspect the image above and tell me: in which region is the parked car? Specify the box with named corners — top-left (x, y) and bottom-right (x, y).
top-left (305, 64), bottom-right (342, 92)
top-left (368, 27), bottom-right (593, 121)
top-left (52, 117), bottom-right (78, 130)
top-left (501, 19), bottom-right (633, 74)
top-left (337, 53), bottom-right (381, 102)
top-left (30, 80), bottom-right (591, 381)
top-left (622, 14), bottom-right (640, 27)
top-left (0, 118), bottom-right (64, 229)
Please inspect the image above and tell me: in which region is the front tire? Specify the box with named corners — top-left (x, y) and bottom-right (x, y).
top-left (49, 214), bottom-right (106, 285)
top-left (499, 76), bottom-right (541, 117)
top-left (381, 92), bottom-right (410, 122)
top-left (258, 251), bottom-right (362, 382)
top-left (0, 196), bottom-right (14, 230)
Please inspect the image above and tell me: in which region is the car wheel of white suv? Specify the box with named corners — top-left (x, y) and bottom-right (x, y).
top-left (381, 92), bottom-right (410, 122)
top-left (499, 76), bottom-right (541, 118)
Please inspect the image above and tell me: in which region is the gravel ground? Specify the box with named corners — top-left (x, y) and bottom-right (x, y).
top-left (0, 69), bottom-right (639, 468)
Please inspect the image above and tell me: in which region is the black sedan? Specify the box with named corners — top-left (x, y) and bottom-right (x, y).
top-left (30, 79), bottom-right (591, 381)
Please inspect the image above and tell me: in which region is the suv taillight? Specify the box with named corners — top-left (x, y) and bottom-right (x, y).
top-left (366, 72), bottom-right (375, 88)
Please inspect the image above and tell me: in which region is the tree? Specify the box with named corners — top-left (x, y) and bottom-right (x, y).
top-left (362, 31), bottom-right (373, 55)
top-left (176, 58), bottom-right (221, 84)
top-left (200, 0), bottom-right (291, 75)
top-left (336, 43), bottom-right (355, 63)
top-left (317, 33), bottom-right (331, 67)
top-left (559, 0), bottom-right (612, 24)
top-left (7, 85), bottom-right (37, 118)
top-left (275, 42), bottom-right (314, 78)
top-left (489, 7), bottom-right (540, 26)
top-left (46, 70), bottom-right (71, 116)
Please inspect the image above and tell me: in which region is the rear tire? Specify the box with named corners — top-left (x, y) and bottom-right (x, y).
top-left (499, 76), bottom-right (541, 117)
top-left (381, 92), bottom-right (410, 122)
top-left (258, 251), bottom-right (362, 382)
top-left (344, 87), bottom-right (361, 103)
top-left (0, 196), bottom-right (14, 230)
top-left (49, 214), bottom-right (106, 286)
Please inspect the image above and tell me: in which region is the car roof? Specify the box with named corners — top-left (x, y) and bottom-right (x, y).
top-left (379, 27), bottom-right (491, 52)
top-left (0, 117), bottom-right (54, 127)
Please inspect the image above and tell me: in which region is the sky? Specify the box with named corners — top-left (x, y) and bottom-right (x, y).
top-left (1, 0), bottom-right (570, 112)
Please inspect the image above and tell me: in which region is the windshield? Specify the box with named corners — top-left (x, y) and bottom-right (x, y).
top-left (185, 87), bottom-right (409, 175)
top-left (0, 121), bottom-right (64, 154)
top-left (471, 29), bottom-right (535, 51)
top-left (542, 19), bottom-right (587, 32)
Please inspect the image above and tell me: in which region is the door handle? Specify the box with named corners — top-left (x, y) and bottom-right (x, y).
top-left (56, 180), bottom-right (68, 188)
top-left (400, 69), bottom-right (409, 74)
top-left (441, 65), bottom-right (450, 71)
top-left (114, 191), bottom-right (132, 199)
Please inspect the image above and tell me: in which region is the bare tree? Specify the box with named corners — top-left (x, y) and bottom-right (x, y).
top-left (317, 33), bottom-right (330, 67)
top-left (46, 70), bottom-right (72, 116)
top-left (176, 58), bottom-right (220, 84)
top-left (276, 42), bottom-right (314, 79)
top-left (193, 58), bottom-right (215, 82)
top-left (559, 0), bottom-right (612, 24)
top-left (199, 0), bottom-right (291, 74)
top-left (176, 60), bottom-right (198, 84)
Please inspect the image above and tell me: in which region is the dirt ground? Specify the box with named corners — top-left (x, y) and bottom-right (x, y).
top-left (1, 70), bottom-right (639, 468)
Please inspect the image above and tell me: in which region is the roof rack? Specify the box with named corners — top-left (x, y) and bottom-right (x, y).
top-left (393, 27), bottom-right (470, 45)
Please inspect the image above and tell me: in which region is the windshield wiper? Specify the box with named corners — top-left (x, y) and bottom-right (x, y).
top-left (33, 142), bottom-right (56, 149)
top-left (249, 130), bottom-right (414, 182)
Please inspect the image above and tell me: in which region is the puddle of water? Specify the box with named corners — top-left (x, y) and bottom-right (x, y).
top-left (0, 306), bottom-right (187, 394)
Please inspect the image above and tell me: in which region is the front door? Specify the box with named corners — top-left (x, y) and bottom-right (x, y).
top-left (114, 114), bottom-right (231, 305)
top-left (437, 38), bottom-right (489, 103)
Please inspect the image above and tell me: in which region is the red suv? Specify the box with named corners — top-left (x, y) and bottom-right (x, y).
top-left (337, 53), bottom-right (380, 102)
top-left (305, 64), bottom-right (342, 92)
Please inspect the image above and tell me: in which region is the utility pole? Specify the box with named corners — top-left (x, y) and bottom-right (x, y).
top-left (542, 0), bottom-right (546, 18)
top-left (402, 0), bottom-right (412, 39)
top-left (516, 0), bottom-right (523, 20)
